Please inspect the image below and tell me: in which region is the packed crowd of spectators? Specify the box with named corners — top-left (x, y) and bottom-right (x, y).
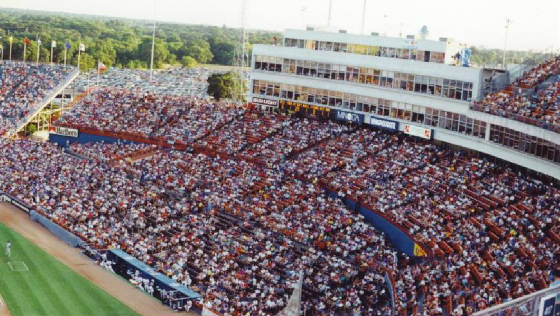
top-left (68, 141), bottom-right (157, 163)
top-left (56, 88), bottom-right (243, 146)
top-left (239, 119), bottom-right (348, 165)
top-left (72, 67), bottom-right (228, 97)
top-left (0, 61), bottom-right (75, 136)
top-left (474, 56), bottom-right (560, 131)
top-left (318, 133), bottom-right (559, 315)
top-left (514, 56), bottom-right (560, 88)
top-left (197, 111), bottom-right (288, 155)
top-left (1, 104), bottom-right (559, 315)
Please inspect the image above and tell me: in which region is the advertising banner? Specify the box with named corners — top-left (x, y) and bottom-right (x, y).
top-left (403, 124), bottom-right (433, 140)
top-left (252, 97), bottom-right (278, 107)
top-left (335, 110), bottom-right (364, 125)
top-left (369, 115), bottom-right (399, 131)
top-left (54, 126), bottom-right (79, 138)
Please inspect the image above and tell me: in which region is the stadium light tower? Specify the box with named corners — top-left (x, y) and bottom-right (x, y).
top-left (502, 18), bottom-right (512, 69)
top-left (383, 14), bottom-right (389, 36)
top-left (327, 0), bottom-right (333, 27)
top-left (300, 6), bottom-right (308, 30)
top-left (360, 0), bottom-right (367, 34)
top-left (233, 0), bottom-right (248, 103)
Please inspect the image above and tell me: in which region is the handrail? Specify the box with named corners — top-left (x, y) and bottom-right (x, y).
top-left (6, 67), bottom-right (79, 138)
top-left (472, 284), bottom-right (560, 316)
top-left (470, 103), bottom-right (560, 134)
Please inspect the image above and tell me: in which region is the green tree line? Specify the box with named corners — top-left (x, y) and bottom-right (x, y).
top-left (0, 8), bottom-right (280, 71)
top-left (469, 46), bottom-right (552, 67)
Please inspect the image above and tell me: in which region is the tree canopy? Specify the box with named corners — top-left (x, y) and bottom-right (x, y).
top-left (0, 8), bottom-right (279, 70)
top-left (207, 72), bottom-right (246, 101)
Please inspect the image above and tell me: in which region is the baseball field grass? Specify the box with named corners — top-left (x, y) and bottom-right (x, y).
top-left (0, 222), bottom-right (140, 316)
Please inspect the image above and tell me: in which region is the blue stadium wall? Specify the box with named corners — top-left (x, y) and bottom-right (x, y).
top-left (49, 132), bottom-right (142, 147)
top-left (325, 189), bottom-right (425, 257)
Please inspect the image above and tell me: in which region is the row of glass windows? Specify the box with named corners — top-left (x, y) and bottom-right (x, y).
top-left (254, 80), bottom-right (560, 165)
top-left (490, 125), bottom-right (560, 164)
top-left (254, 55), bottom-right (473, 102)
top-left (284, 38), bottom-right (446, 63)
top-left (252, 79), bottom-right (486, 139)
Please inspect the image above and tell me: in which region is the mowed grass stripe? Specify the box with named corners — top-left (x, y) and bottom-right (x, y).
top-left (0, 222), bottom-right (140, 316)
top-left (18, 241), bottom-right (78, 315)
top-left (18, 237), bottom-right (75, 315)
top-left (0, 227), bottom-right (51, 316)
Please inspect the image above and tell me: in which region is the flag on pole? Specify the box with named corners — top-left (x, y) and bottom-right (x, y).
top-left (79, 43), bottom-right (85, 51)
top-left (51, 40), bottom-right (56, 48)
top-left (23, 38), bottom-right (31, 45)
top-left (37, 39), bottom-right (42, 46)
top-left (9, 36), bottom-right (13, 43)
top-left (65, 42), bottom-right (71, 49)
top-left (97, 61), bottom-right (107, 71)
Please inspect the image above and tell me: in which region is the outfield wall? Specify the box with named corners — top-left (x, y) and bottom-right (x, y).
top-left (0, 191), bottom-right (86, 248)
top-left (29, 211), bottom-right (86, 248)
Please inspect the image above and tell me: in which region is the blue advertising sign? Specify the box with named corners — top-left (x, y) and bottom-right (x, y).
top-left (335, 110), bottom-right (364, 124)
top-left (369, 115), bottom-right (399, 131)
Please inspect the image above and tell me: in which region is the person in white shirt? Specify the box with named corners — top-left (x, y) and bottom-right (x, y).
top-left (5, 241), bottom-right (11, 258)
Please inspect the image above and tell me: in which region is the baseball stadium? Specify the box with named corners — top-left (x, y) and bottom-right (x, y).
top-left (0, 1), bottom-right (559, 316)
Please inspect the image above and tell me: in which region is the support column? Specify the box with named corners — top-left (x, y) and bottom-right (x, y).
top-left (485, 123), bottom-right (491, 142)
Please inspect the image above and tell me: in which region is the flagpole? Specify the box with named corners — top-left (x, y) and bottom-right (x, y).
top-left (36, 39), bottom-right (41, 65)
top-left (77, 47), bottom-right (81, 72)
top-left (97, 60), bottom-right (100, 87)
top-left (149, 20), bottom-right (156, 82)
top-left (64, 47), bottom-right (67, 66)
top-left (50, 42), bottom-right (54, 64)
top-left (9, 37), bottom-right (12, 60)
top-left (23, 42), bottom-right (27, 62)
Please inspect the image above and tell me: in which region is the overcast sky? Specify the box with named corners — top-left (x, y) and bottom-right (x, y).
top-left (2, 0), bottom-right (559, 51)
